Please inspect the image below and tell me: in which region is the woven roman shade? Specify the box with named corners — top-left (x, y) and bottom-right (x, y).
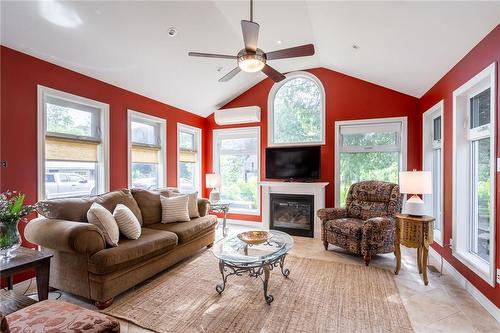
top-left (179, 151), bottom-right (197, 163)
top-left (45, 136), bottom-right (98, 162)
top-left (131, 145), bottom-right (159, 164)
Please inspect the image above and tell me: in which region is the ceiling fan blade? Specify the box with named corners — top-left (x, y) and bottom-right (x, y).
top-left (261, 64), bottom-right (286, 83)
top-left (219, 67), bottom-right (242, 82)
top-left (265, 44), bottom-right (315, 60)
top-left (188, 52), bottom-right (236, 59)
top-left (241, 20), bottom-right (259, 52)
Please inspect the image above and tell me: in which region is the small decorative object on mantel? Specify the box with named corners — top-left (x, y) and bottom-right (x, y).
top-left (0, 191), bottom-right (39, 260)
top-left (237, 230), bottom-right (273, 245)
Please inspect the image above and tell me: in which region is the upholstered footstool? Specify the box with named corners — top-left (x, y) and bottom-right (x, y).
top-left (5, 300), bottom-right (119, 333)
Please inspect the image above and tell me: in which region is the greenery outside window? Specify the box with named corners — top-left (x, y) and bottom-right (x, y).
top-left (213, 127), bottom-right (260, 214)
top-left (335, 118), bottom-right (407, 207)
top-left (178, 124), bottom-right (201, 194)
top-left (128, 110), bottom-right (166, 189)
top-left (268, 71), bottom-right (325, 146)
top-left (38, 86), bottom-right (109, 200)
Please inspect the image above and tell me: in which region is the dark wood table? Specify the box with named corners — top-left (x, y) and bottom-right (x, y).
top-left (0, 247), bottom-right (52, 301)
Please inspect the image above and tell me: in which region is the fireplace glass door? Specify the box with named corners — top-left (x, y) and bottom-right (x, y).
top-left (270, 194), bottom-right (314, 237)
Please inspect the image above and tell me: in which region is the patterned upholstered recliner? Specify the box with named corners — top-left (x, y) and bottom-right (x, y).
top-left (317, 181), bottom-right (402, 266)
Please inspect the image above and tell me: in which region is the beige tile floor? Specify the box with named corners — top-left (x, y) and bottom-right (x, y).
top-left (12, 224), bottom-right (500, 332)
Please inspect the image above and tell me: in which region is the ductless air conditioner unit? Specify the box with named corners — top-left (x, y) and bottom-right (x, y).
top-left (214, 106), bottom-right (261, 125)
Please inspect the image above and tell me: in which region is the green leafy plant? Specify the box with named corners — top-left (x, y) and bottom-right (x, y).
top-left (0, 191), bottom-right (37, 248)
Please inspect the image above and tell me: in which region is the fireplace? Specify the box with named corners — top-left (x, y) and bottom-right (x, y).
top-left (270, 193), bottom-right (314, 237)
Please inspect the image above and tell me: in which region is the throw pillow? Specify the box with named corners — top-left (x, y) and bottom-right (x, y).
top-left (87, 203), bottom-right (119, 247)
top-left (168, 191), bottom-right (200, 219)
top-left (113, 204), bottom-right (141, 240)
top-left (160, 195), bottom-right (190, 223)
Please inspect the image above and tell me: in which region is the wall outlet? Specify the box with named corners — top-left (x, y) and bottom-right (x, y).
top-left (497, 269), bottom-right (500, 285)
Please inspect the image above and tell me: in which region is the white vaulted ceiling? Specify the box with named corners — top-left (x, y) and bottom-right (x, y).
top-left (1, 1), bottom-right (499, 117)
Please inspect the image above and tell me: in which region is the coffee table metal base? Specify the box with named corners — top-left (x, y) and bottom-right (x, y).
top-left (216, 254), bottom-right (290, 304)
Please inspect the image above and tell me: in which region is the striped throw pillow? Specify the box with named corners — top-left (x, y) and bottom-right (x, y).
top-left (160, 195), bottom-right (190, 223)
top-left (87, 203), bottom-right (119, 247)
top-left (113, 204), bottom-right (141, 239)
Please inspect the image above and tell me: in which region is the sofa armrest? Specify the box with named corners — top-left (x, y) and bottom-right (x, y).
top-left (25, 217), bottom-right (106, 256)
top-left (317, 208), bottom-right (348, 221)
top-left (197, 198), bottom-right (210, 217)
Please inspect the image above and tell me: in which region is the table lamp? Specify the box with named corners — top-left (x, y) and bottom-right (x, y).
top-left (206, 173), bottom-right (221, 203)
top-left (399, 170), bottom-right (432, 216)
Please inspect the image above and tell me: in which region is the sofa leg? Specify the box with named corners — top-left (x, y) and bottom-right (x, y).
top-left (95, 299), bottom-right (113, 310)
top-left (206, 242), bottom-right (214, 249)
top-left (363, 254), bottom-right (371, 266)
top-left (323, 241), bottom-right (329, 251)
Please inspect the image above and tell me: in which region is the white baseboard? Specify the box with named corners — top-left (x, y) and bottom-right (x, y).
top-left (429, 247), bottom-right (500, 323)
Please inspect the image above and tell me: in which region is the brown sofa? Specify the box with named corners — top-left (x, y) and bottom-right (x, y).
top-left (25, 188), bottom-right (217, 309)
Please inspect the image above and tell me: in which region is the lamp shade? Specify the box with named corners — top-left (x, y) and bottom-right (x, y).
top-left (399, 171), bottom-right (432, 195)
top-left (206, 173), bottom-right (221, 188)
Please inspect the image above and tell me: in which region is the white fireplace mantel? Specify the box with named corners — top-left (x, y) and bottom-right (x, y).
top-left (259, 181), bottom-right (329, 239)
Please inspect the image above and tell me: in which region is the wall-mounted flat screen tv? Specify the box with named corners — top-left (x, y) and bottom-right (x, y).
top-left (265, 146), bottom-right (321, 180)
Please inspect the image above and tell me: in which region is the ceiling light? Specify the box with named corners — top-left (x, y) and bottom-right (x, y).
top-left (39, 0), bottom-right (82, 28)
top-left (167, 27), bottom-right (178, 37)
top-left (277, 40), bottom-right (283, 44)
top-left (352, 44), bottom-right (360, 50)
top-left (238, 53), bottom-right (266, 73)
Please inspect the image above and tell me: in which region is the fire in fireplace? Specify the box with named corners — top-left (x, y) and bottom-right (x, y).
top-left (270, 193), bottom-right (314, 237)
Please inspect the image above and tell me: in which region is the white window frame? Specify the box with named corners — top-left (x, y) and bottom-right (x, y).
top-left (127, 110), bottom-right (166, 189)
top-left (422, 100), bottom-right (444, 246)
top-left (452, 62), bottom-right (496, 286)
top-left (334, 117), bottom-right (408, 207)
top-left (177, 123), bottom-right (202, 194)
top-left (213, 126), bottom-right (261, 215)
top-left (37, 85), bottom-right (109, 200)
top-left (268, 71), bottom-right (326, 147)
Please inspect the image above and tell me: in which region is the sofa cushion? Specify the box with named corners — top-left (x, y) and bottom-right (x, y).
top-left (147, 215), bottom-right (217, 243)
top-left (131, 189), bottom-right (172, 225)
top-left (36, 189), bottom-right (142, 225)
top-left (325, 218), bottom-right (365, 240)
top-left (88, 228), bottom-right (178, 274)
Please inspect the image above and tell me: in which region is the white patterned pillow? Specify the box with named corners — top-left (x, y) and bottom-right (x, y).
top-left (113, 204), bottom-right (141, 240)
top-left (160, 195), bottom-right (190, 223)
top-left (87, 203), bottom-right (119, 247)
top-left (168, 191), bottom-right (199, 219)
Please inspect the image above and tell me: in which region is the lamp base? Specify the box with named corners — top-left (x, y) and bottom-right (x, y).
top-left (403, 195), bottom-right (426, 216)
top-left (209, 189), bottom-right (220, 203)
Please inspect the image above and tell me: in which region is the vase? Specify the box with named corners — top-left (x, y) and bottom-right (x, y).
top-left (0, 219), bottom-right (21, 260)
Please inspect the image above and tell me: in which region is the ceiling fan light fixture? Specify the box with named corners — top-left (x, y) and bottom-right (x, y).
top-left (238, 53), bottom-right (265, 72)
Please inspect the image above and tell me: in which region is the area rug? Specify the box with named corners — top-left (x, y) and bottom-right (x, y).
top-left (102, 251), bottom-right (413, 333)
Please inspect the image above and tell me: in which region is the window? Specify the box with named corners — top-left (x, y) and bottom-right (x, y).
top-left (335, 117), bottom-right (407, 206)
top-left (213, 127), bottom-right (260, 214)
top-left (452, 62), bottom-right (496, 286)
top-left (178, 124), bottom-right (201, 194)
top-left (268, 71), bottom-right (325, 146)
top-left (423, 101), bottom-right (444, 245)
top-left (38, 86), bottom-right (109, 199)
top-left (128, 110), bottom-right (166, 189)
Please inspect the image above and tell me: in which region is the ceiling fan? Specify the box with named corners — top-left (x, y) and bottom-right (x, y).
top-left (188, 0), bottom-right (315, 83)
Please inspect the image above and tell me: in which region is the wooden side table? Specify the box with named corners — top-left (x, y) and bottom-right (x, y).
top-left (0, 247), bottom-right (53, 301)
top-left (394, 214), bottom-right (435, 285)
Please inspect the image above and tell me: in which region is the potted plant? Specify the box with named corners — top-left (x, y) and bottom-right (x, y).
top-left (0, 191), bottom-right (37, 260)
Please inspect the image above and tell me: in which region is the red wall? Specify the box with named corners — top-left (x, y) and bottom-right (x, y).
top-left (418, 25), bottom-right (500, 307)
top-left (205, 67), bottom-right (420, 222)
top-left (0, 46), bottom-right (208, 247)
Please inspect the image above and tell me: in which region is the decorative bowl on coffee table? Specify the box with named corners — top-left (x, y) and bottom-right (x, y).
top-left (237, 231), bottom-right (272, 245)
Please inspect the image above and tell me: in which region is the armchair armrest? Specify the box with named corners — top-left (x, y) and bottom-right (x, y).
top-left (363, 216), bottom-right (396, 232)
top-left (197, 198), bottom-right (210, 217)
top-left (317, 208), bottom-right (348, 221)
top-left (25, 217), bottom-right (106, 256)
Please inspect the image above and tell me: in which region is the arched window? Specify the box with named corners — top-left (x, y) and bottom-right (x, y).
top-left (268, 71), bottom-right (325, 146)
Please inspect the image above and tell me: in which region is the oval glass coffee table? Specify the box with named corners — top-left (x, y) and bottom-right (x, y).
top-left (211, 230), bottom-right (293, 304)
